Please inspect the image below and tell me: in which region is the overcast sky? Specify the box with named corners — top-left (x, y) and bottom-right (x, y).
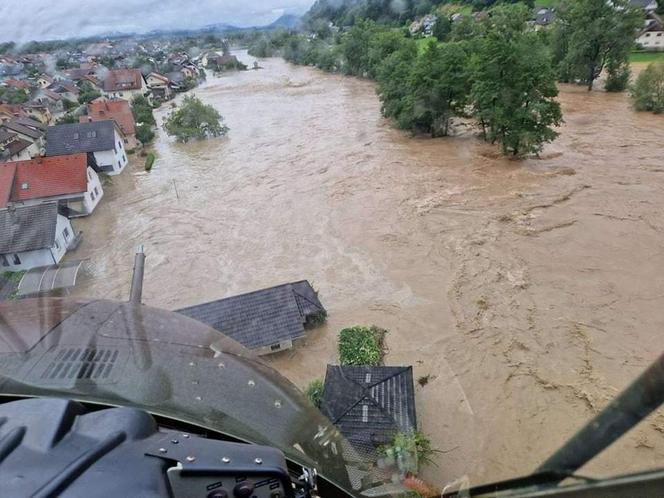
top-left (0, 0), bottom-right (315, 43)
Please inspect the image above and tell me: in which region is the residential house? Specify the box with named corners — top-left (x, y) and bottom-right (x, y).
top-left (145, 72), bottom-right (173, 101)
top-left (81, 97), bottom-right (138, 150)
top-left (320, 365), bottom-right (417, 456)
top-left (175, 280), bottom-right (327, 355)
top-left (101, 68), bottom-right (149, 101)
top-left (32, 88), bottom-right (64, 115)
top-left (180, 64), bottom-right (198, 79)
top-left (0, 202), bottom-right (79, 272)
top-left (63, 63), bottom-right (97, 82)
top-left (21, 103), bottom-right (52, 125)
top-left (48, 81), bottom-right (80, 103)
top-left (1, 117), bottom-right (46, 151)
top-left (532, 7), bottom-right (556, 27)
top-left (409, 15), bottom-right (437, 36)
top-left (1, 154), bottom-right (102, 217)
top-left (636, 12), bottom-right (664, 49)
top-left (45, 120), bottom-right (128, 175)
top-left (630, 0), bottom-right (659, 12)
top-left (165, 71), bottom-right (185, 91)
top-left (0, 104), bottom-right (27, 123)
top-left (0, 129), bottom-right (37, 162)
top-left (36, 74), bottom-right (54, 89)
top-left (2, 78), bottom-right (32, 91)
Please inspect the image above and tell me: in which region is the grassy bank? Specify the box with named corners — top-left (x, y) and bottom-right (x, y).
top-left (630, 52), bottom-right (664, 64)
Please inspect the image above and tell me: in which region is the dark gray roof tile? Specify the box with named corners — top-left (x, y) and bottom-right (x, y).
top-left (45, 121), bottom-right (118, 156)
top-left (0, 203), bottom-right (58, 254)
top-left (320, 365), bottom-right (416, 452)
top-left (175, 280), bottom-right (325, 350)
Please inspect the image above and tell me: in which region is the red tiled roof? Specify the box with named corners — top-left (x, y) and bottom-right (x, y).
top-left (4, 79), bottom-right (31, 90)
top-left (103, 69), bottom-right (143, 92)
top-left (8, 154), bottom-right (88, 202)
top-left (82, 97), bottom-right (135, 136)
top-left (0, 163), bottom-right (16, 207)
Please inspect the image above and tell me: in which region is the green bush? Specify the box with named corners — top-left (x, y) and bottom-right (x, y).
top-left (381, 430), bottom-right (435, 475)
top-left (630, 61), bottom-right (664, 114)
top-left (338, 325), bottom-right (386, 366)
top-left (144, 152), bottom-right (155, 171)
top-left (304, 379), bottom-right (324, 408)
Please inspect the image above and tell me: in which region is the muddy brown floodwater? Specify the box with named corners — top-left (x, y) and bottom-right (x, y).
top-left (70, 51), bottom-right (664, 488)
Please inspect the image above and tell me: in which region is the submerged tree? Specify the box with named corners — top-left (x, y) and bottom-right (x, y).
top-left (630, 62), bottom-right (664, 114)
top-left (554, 0), bottom-right (641, 91)
top-left (471, 5), bottom-right (562, 156)
top-left (163, 95), bottom-right (228, 143)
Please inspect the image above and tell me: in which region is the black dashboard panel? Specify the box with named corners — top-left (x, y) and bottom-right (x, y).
top-left (0, 398), bottom-right (292, 498)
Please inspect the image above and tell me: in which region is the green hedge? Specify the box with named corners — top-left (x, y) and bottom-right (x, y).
top-left (144, 152), bottom-right (155, 171)
top-left (338, 325), bottom-right (386, 366)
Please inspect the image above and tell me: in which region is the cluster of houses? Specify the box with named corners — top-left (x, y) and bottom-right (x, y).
top-left (408, 0), bottom-right (663, 49)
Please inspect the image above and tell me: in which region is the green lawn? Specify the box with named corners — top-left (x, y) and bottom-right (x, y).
top-left (629, 52), bottom-right (664, 63)
top-left (534, 0), bottom-right (560, 7)
top-left (415, 37), bottom-right (438, 54)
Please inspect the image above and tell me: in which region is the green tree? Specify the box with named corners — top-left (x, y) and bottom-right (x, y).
top-left (77, 81), bottom-right (101, 104)
top-left (56, 113), bottom-right (78, 124)
top-left (630, 61), bottom-right (664, 114)
top-left (366, 29), bottom-right (409, 78)
top-left (432, 15), bottom-right (452, 42)
top-left (131, 94), bottom-right (156, 126)
top-left (339, 19), bottom-right (377, 76)
top-left (135, 123), bottom-right (155, 145)
top-left (376, 39), bottom-right (418, 126)
top-left (471, 5), bottom-right (562, 156)
top-left (163, 95), bottom-right (228, 143)
top-left (404, 41), bottom-right (471, 136)
top-left (0, 87), bottom-right (28, 104)
top-left (554, 0), bottom-right (641, 91)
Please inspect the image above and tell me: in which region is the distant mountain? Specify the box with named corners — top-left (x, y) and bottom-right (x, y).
top-left (266, 14), bottom-right (302, 30)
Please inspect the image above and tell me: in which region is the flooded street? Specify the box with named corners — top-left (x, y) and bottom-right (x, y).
top-left (70, 51), bottom-right (664, 487)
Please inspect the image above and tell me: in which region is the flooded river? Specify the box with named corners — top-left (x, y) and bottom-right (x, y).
top-left (70, 51), bottom-right (664, 487)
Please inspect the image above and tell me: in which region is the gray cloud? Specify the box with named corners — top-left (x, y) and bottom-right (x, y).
top-left (0, 0), bottom-right (314, 42)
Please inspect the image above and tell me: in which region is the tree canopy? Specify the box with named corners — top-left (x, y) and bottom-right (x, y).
top-left (163, 95), bottom-right (228, 143)
top-left (630, 62), bottom-right (664, 114)
top-left (553, 0), bottom-right (641, 91)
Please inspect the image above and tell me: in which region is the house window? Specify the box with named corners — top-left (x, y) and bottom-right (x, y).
top-left (646, 33), bottom-right (651, 37)
top-left (118, 141), bottom-right (122, 150)
top-left (1, 255), bottom-right (8, 267)
top-left (114, 144), bottom-right (117, 153)
top-left (122, 154), bottom-right (126, 163)
top-left (63, 227), bottom-right (70, 240)
top-left (91, 191), bottom-right (95, 201)
top-left (270, 344), bottom-right (281, 351)
top-left (12, 254), bottom-right (21, 265)
top-left (54, 240), bottom-right (60, 250)
top-left (94, 186), bottom-right (99, 195)
top-left (73, 132), bottom-right (79, 139)
top-left (86, 130), bottom-right (96, 138)
top-left (21, 182), bottom-right (29, 190)
top-left (658, 33), bottom-right (663, 37)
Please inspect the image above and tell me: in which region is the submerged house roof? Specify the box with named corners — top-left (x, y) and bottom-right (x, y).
top-left (320, 365), bottom-right (416, 454)
top-left (175, 280), bottom-right (325, 351)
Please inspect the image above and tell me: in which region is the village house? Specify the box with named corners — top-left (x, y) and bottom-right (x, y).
top-left (320, 365), bottom-right (417, 456)
top-left (630, 0), bottom-right (659, 12)
top-left (32, 88), bottom-right (65, 115)
top-left (0, 104), bottom-right (27, 124)
top-left (176, 280), bottom-right (327, 355)
top-left (532, 7), bottom-right (556, 27)
top-left (2, 78), bottom-right (32, 92)
top-left (21, 103), bottom-right (52, 125)
top-left (0, 129), bottom-right (38, 162)
top-left (36, 74), bottom-right (54, 89)
top-left (0, 117), bottom-right (46, 152)
top-left (45, 120), bottom-right (128, 175)
top-left (1, 154), bottom-right (102, 217)
top-left (81, 97), bottom-right (138, 150)
top-left (636, 11), bottom-right (664, 49)
top-left (101, 68), bottom-right (150, 101)
top-left (48, 81), bottom-right (80, 103)
top-left (145, 72), bottom-right (173, 101)
top-left (0, 202), bottom-right (79, 272)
